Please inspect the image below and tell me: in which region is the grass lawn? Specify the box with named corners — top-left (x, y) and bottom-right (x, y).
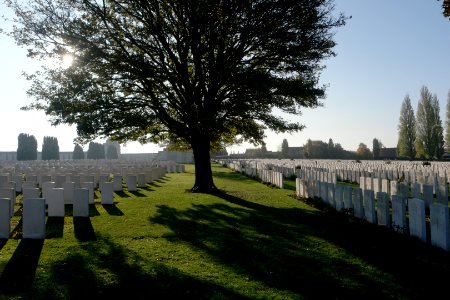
top-left (0, 164), bottom-right (450, 299)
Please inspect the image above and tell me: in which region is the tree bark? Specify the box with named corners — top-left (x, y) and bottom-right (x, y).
top-left (191, 136), bottom-right (217, 193)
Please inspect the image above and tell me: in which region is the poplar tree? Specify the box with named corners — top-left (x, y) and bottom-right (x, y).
top-left (41, 136), bottom-right (60, 160)
top-left (72, 144), bottom-right (85, 159)
top-left (372, 138), bottom-right (382, 159)
top-left (416, 86), bottom-right (444, 159)
top-left (281, 139), bottom-right (289, 158)
top-left (397, 95), bottom-right (416, 158)
top-left (17, 133), bottom-right (38, 161)
top-left (445, 90), bottom-right (450, 152)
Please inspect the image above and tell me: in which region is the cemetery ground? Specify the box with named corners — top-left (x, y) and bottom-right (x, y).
top-left (0, 165), bottom-right (450, 299)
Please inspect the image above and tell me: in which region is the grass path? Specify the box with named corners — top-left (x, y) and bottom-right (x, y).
top-left (0, 164), bottom-right (449, 299)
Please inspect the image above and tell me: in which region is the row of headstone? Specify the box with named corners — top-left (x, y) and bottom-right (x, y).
top-left (0, 187), bottom-right (91, 239)
top-left (259, 169), bottom-right (283, 188)
top-left (225, 161), bottom-right (283, 188)
top-left (361, 176), bottom-right (449, 205)
top-left (296, 177), bottom-right (450, 251)
top-left (217, 159), bottom-right (450, 186)
top-left (0, 162), bottom-right (178, 239)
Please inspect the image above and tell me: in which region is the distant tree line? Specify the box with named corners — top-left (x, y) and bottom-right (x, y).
top-left (14, 134), bottom-right (122, 160)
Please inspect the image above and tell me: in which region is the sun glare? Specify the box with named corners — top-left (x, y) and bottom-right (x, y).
top-left (61, 54), bottom-right (74, 69)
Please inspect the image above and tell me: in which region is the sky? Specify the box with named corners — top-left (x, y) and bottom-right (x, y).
top-left (1, 0), bottom-right (450, 154)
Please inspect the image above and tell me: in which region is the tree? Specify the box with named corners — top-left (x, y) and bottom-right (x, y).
top-left (41, 136), bottom-right (60, 160)
top-left (443, 0), bottom-right (450, 17)
top-left (106, 144), bottom-right (119, 159)
top-left (397, 95), bottom-right (416, 158)
top-left (327, 138), bottom-right (335, 158)
top-left (445, 90), bottom-right (450, 152)
top-left (8, 0), bottom-right (346, 192)
top-left (356, 143), bottom-right (372, 159)
top-left (281, 139), bottom-right (289, 158)
top-left (17, 133), bottom-right (37, 161)
top-left (73, 144), bottom-right (85, 160)
top-left (416, 86), bottom-right (444, 159)
top-left (415, 138), bottom-right (427, 159)
top-left (87, 142), bottom-right (105, 160)
top-left (372, 138), bottom-right (382, 159)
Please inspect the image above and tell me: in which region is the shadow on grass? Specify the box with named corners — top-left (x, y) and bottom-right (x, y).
top-left (150, 190), bottom-right (450, 300)
top-left (64, 204), bottom-right (73, 217)
top-left (0, 239), bottom-right (7, 251)
top-left (46, 217), bottom-right (64, 238)
top-left (0, 239), bottom-right (44, 295)
top-left (102, 204), bottom-right (124, 216)
top-left (139, 185), bottom-right (155, 192)
top-left (74, 217), bottom-right (96, 242)
top-left (114, 191), bottom-right (131, 198)
top-left (26, 236), bottom-right (252, 299)
top-left (10, 217), bottom-right (23, 239)
top-left (89, 204), bottom-right (101, 216)
top-left (128, 190), bottom-right (149, 197)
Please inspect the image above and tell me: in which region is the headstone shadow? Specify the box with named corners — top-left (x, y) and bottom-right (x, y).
top-left (73, 217), bottom-right (96, 242)
top-left (114, 191), bottom-right (131, 198)
top-left (89, 204), bottom-right (101, 216)
top-left (10, 218), bottom-right (23, 239)
top-left (102, 204), bottom-right (124, 216)
top-left (0, 238), bottom-right (44, 295)
top-left (128, 190), bottom-right (148, 197)
top-left (46, 216), bottom-right (64, 238)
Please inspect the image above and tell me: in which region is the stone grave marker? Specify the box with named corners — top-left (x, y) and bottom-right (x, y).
top-left (408, 198), bottom-right (427, 242)
top-left (22, 198), bottom-right (46, 239)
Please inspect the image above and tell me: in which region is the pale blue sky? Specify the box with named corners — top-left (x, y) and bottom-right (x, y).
top-left (1, 1), bottom-right (450, 154)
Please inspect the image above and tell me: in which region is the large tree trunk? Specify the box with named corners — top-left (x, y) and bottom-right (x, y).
top-left (191, 136), bottom-right (217, 193)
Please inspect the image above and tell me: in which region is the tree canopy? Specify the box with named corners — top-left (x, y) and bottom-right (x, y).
top-left (72, 144), bottom-right (85, 159)
top-left (106, 144), bottom-right (119, 159)
top-left (397, 95), bottom-right (416, 159)
top-left (87, 142), bottom-right (105, 160)
top-left (356, 143), bottom-right (372, 159)
top-left (281, 139), bottom-right (289, 158)
top-left (17, 133), bottom-right (38, 161)
top-left (41, 136), bottom-right (60, 160)
top-left (372, 138), bottom-right (382, 159)
top-left (416, 86), bottom-right (444, 159)
top-left (445, 90), bottom-right (450, 152)
top-left (443, 0), bottom-right (450, 18)
top-left (6, 0), bottom-right (346, 192)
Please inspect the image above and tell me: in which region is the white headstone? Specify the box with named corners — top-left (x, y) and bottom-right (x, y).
top-left (363, 189), bottom-right (376, 223)
top-left (0, 198), bottom-right (10, 238)
top-left (22, 198), bottom-right (46, 239)
top-left (353, 188), bottom-right (363, 219)
top-left (408, 198), bottom-right (427, 242)
top-left (47, 188), bottom-right (65, 217)
top-left (392, 195), bottom-right (407, 234)
top-left (22, 188), bottom-right (40, 200)
top-left (126, 175), bottom-right (138, 192)
top-left (0, 188), bottom-right (15, 217)
top-left (101, 182), bottom-right (114, 205)
top-left (80, 182), bottom-right (95, 204)
top-left (430, 203), bottom-right (450, 251)
top-left (73, 188), bottom-right (89, 217)
top-left (376, 192), bottom-right (390, 227)
top-left (63, 181), bottom-right (75, 204)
